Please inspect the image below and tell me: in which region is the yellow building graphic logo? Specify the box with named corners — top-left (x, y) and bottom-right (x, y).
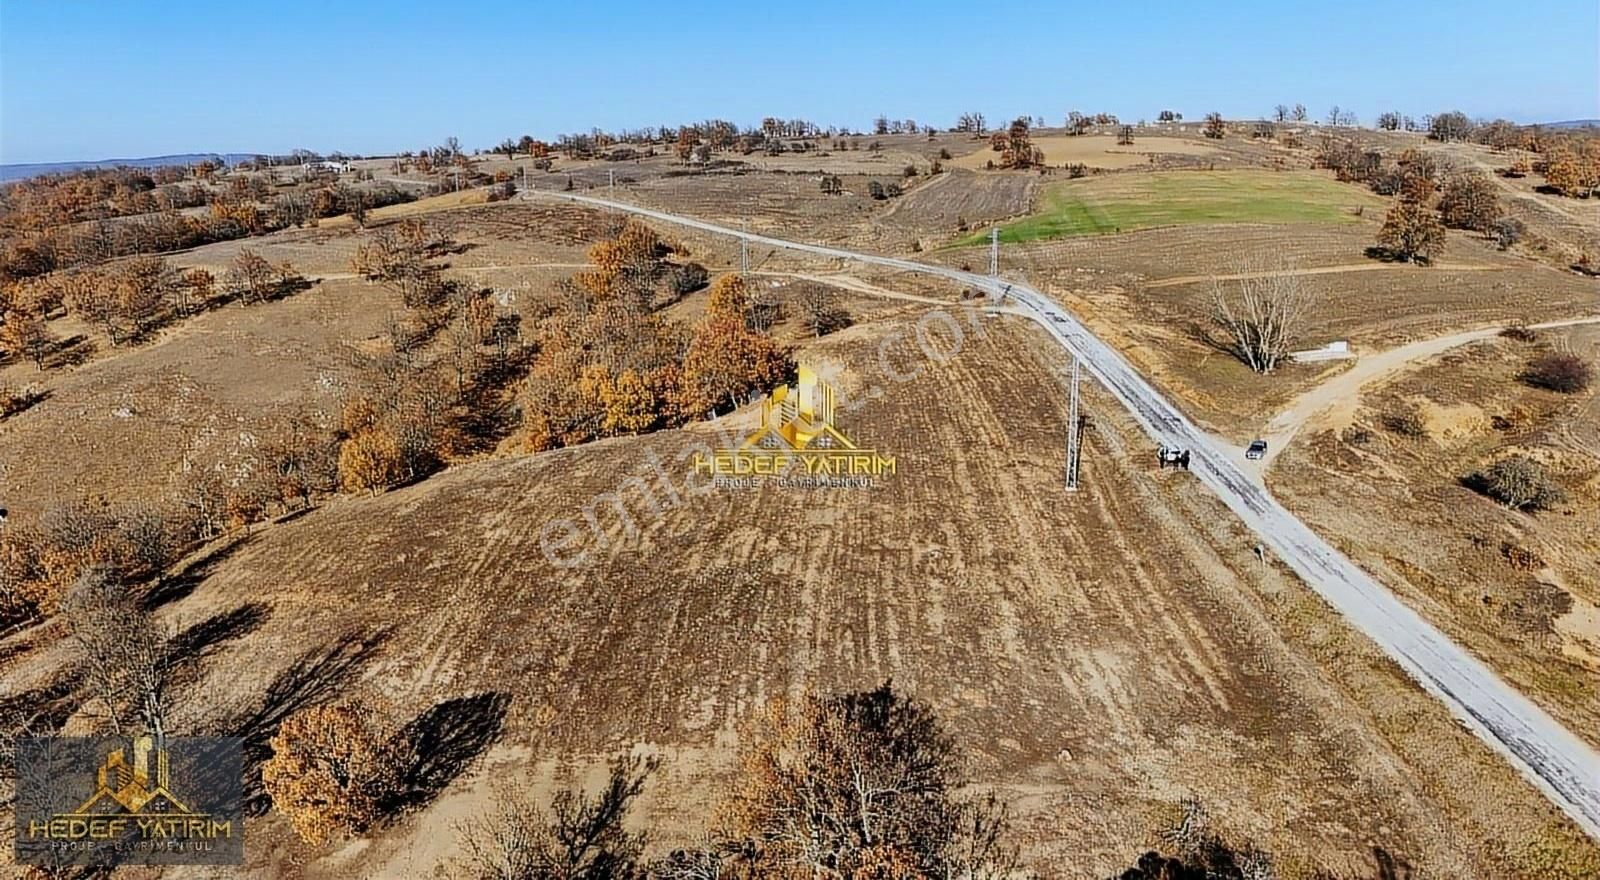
top-left (19, 734), bottom-right (241, 866)
top-left (73, 736), bottom-right (192, 815)
top-left (693, 364), bottom-right (895, 479)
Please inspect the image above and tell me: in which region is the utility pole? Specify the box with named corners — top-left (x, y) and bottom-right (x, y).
top-left (741, 220), bottom-right (750, 274)
top-left (988, 227), bottom-right (999, 276)
top-left (608, 169), bottom-right (615, 191)
top-left (1065, 357), bottom-right (1082, 491)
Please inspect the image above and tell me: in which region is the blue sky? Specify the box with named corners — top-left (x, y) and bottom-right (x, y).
top-left (2, 0), bottom-right (1595, 164)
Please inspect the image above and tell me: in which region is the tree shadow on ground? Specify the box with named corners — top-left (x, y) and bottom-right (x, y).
top-left (168, 602), bottom-right (270, 666)
top-left (1370, 846), bottom-right (1414, 880)
top-left (380, 691), bottom-right (510, 818)
top-left (219, 628), bottom-right (391, 815)
top-left (0, 387), bottom-right (52, 421)
top-left (45, 334), bottom-right (95, 369)
top-left (1183, 316), bottom-right (1240, 359)
top-left (138, 532), bottom-right (259, 612)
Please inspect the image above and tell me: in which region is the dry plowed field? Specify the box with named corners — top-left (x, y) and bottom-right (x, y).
top-left (5, 314), bottom-right (1591, 878)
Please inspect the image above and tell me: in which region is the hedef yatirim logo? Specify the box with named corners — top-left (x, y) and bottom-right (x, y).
top-left (15, 735), bottom-right (243, 867)
top-left (692, 363), bottom-right (896, 480)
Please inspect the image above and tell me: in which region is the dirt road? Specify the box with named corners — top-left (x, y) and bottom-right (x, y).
top-left (527, 188), bottom-right (1600, 841)
top-left (1259, 316), bottom-right (1600, 465)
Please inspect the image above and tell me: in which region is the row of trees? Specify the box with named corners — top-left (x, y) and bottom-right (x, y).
top-left (522, 219), bottom-right (792, 451)
top-left (0, 222), bottom-right (530, 624)
top-left (0, 400), bottom-right (350, 629)
top-left (0, 179), bottom-right (413, 285)
top-left (261, 681), bottom-right (1310, 879)
top-left (1316, 139), bottom-right (1522, 260)
top-left (261, 682), bottom-right (1030, 878)
top-left (0, 249), bottom-right (305, 368)
top-left (0, 165), bottom-right (209, 236)
top-left (339, 218), bottom-right (531, 494)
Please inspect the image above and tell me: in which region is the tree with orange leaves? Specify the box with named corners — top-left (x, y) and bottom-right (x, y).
top-left (262, 703), bottom-right (399, 845)
top-left (601, 368), bottom-right (659, 435)
top-left (678, 309), bottom-right (793, 416)
top-left (705, 272), bottom-right (752, 322)
top-left (1, 310), bottom-right (54, 369)
top-left (338, 425), bottom-right (405, 495)
top-left (675, 128), bottom-right (698, 162)
top-left (575, 217), bottom-right (666, 304)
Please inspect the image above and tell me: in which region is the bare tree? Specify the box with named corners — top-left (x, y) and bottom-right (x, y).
top-left (61, 568), bottom-right (174, 744)
top-left (1208, 265), bottom-right (1311, 373)
top-left (796, 288), bottom-right (852, 337)
top-left (453, 754), bottom-right (655, 879)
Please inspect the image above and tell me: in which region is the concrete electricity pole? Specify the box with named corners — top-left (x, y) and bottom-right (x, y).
top-left (741, 221), bottom-right (750, 273)
top-left (988, 227), bottom-right (999, 276)
top-left (608, 169), bottom-right (615, 191)
top-left (1065, 357), bottom-right (1082, 491)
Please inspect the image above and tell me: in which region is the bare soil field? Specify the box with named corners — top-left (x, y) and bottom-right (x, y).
top-left (883, 169), bottom-right (1037, 239)
top-left (922, 180), bottom-right (1599, 437)
top-left (1268, 325), bottom-right (1600, 751)
top-left (624, 169), bottom-right (945, 253)
top-left (6, 135), bottom-right (1599, 878)
top-left (0, 275), bottom-right (386, 508)
top-left (4, 314), bottom-right (1592, 879)
top-left (950, 134), bottom-right (1225, 171)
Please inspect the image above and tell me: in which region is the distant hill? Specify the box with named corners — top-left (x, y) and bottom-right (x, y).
top-left (1543, 119), bottom-right (1600, 130)
top-left (0, 153), bottom-right (260, 183)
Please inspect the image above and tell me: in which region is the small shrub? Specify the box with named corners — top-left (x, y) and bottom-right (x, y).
top-left (669, 261), bottom-right (709, 296)
top-left (1500, 321), bottom-right (1538, 343)
top-left (1380, 406), bottom-right (1427, 437)
top-left (938, 147), bottom-right (952, 160)
top-left (1470, 455), bottom-right (1566, 511)
top-left (0, 383), bottom-right (45, 418)
top-left (1490, 216), bottom-right (1526, 250)
top-left (1342, 426), bottom-right (1373, 446)
top-left (1521, 352), bottom-right (1594, 393)
top-left (1501, 541), bottom-right (1546, 572)
top-left (867, 180), bottom-right (886, 200)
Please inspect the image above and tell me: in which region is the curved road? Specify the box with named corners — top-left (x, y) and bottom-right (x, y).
top-left (528, 189), bottom-right (1600, 840)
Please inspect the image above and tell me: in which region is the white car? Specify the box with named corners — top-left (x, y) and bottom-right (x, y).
top-left (1245, 439), bottom-right (1268, 460)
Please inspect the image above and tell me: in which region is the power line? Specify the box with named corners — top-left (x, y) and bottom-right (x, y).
top-left (1066, 357), bottom-right (1082, 491)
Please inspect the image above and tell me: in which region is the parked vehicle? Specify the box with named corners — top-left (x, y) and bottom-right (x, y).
top-left (1245, 439), bottom-right (1268, 460)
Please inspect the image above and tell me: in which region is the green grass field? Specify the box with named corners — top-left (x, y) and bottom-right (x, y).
top-left (960, 171), bottom-right (1380, 245)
